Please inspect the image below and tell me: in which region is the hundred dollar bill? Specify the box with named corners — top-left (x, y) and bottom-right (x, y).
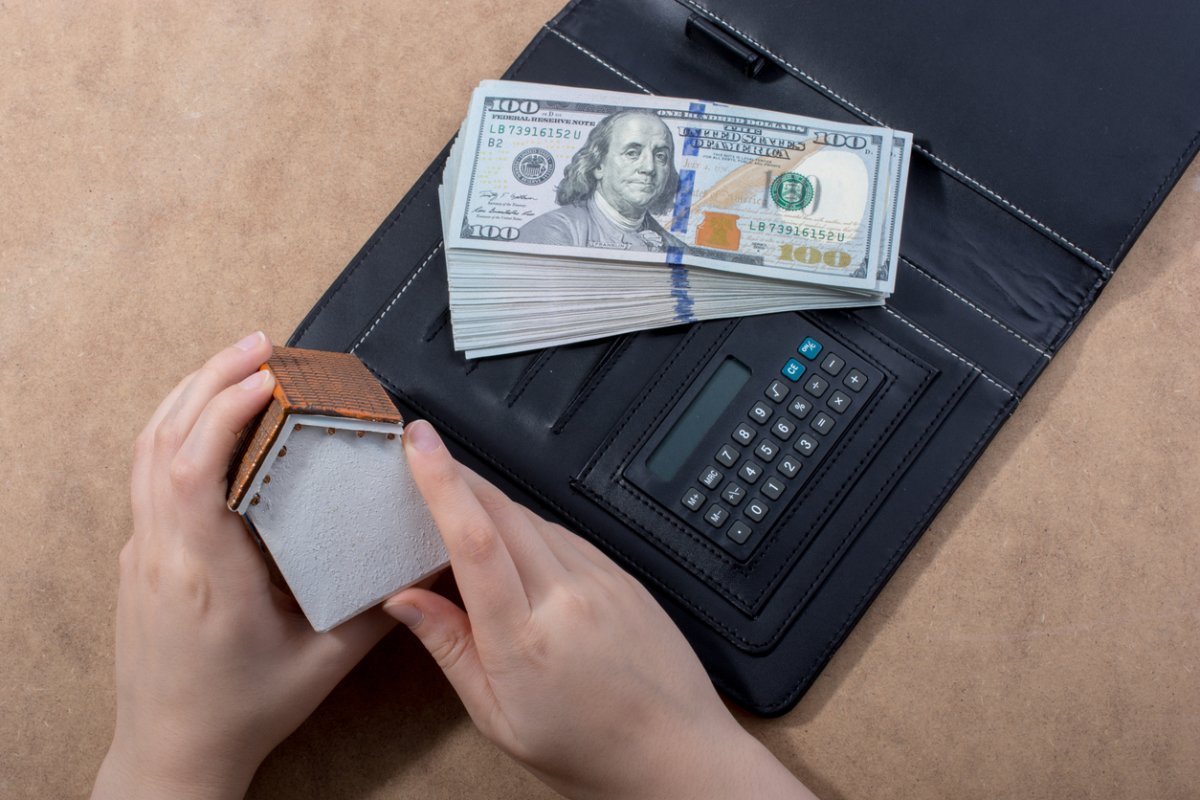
top-left (444, 80), bottom-right (910, 293)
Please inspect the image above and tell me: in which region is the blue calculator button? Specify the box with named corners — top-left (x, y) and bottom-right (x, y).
top-left (798, 337), bottom-right (823, 360)
top-left (781, 358), bottom-right (806, 381)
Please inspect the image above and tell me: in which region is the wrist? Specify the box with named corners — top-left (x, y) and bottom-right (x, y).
top-left (632, 724), bottom-right (813, 800)
top-left (93, 736), bottom-right (259, 800)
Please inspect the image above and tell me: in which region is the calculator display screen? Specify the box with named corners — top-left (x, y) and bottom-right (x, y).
top-left (646, 357), bottom-right (750, 480)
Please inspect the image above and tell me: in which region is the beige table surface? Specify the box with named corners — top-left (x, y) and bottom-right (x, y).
top-left (2, 2), bottom-right (1198, 798)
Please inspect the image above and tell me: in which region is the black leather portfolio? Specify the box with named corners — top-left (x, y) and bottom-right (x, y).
top-left (289, 0), bottom-right (1200, 714)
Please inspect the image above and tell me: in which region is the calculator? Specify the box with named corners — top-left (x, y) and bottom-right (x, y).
top-left (624, 316), bottom-right (883, 558)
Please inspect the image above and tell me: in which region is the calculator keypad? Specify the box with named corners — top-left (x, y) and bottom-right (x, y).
top-left (672, 331), bottom-right (878, 555)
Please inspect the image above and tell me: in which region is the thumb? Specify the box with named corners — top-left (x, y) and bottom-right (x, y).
top-left (384, 587), bottom-right (501, 726)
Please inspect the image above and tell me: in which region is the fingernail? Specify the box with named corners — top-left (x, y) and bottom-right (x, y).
top-left (405, 420), bottom-right (441, 453)
top-left (239, 370), bottom-right (271, 390)
top-left (387, 603), bottom-right (423, 628)
top-left (234, 331), bottom-right (265, 351)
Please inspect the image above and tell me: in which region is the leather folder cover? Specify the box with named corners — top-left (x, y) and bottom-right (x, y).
top-left (288, 0), bottom-right (1200, 714)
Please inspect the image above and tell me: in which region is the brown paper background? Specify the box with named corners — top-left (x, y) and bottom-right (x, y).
top-left (2, 2), bottom-right (1197, 798)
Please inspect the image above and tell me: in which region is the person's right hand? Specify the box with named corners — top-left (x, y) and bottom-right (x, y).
top-left (384, 421), bottom-right (816, 800)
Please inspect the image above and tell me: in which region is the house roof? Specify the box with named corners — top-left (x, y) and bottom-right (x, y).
top-left (226, 346), bottom-right (402, 510)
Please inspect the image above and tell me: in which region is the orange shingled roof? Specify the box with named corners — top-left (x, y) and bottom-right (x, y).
top-left (225, 346), bottom-right (401, 510)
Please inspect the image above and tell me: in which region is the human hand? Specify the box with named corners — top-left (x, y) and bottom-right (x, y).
top-left (93, 332), bottom-right (395, 800)
top-left (385, 421), bottom-right (815, 800)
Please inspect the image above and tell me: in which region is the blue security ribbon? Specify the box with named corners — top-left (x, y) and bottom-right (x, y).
top-left (670, 169), bottom-right (695, 233)
top-left (669, 262), bottom-right (696, 322)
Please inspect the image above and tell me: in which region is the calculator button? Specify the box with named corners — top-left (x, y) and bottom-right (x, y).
top-left (797, 337), bottom-right (823, 360)
top-left (788, 396), bottom-right (812, 419)
top-left (727, 521), bottom-right (752, 544)
top-left (820, 353), bottom-right (845, 375)
top-left (827, 391), bottom-right (852, 413)
top-left (811, 412), bottom-right (836, 436)
top-left (764, 380), bottom-right (789, 403)
top-left (738, 461), bottom-right (764, 484)
top-left (704, 505), bottom-right (729, 528)
top-left (699, 467), bottom-right (723, 489)
top-left (771, 417), bottom-right (796, 441)
top-left (754, 439), bottom-right (779, 462)
top-left (732, 423), bottom-right (756, 445)
top-left (682, 489), bottom-right (706, 511)
top-left (715, 444), bottom-right (739, 467)
top-left (844, 369), bottom-right (868, 392)
top-left (804, 375), bottom-right (829, 397)
top-left (781, 358), bottom-right (807, 382)
top-left (762, 476), bottom-right (786, 500)
top-left (748, 401), bottom-right (773, 424)
top-left (721, 483), bottom-right (747, 505)
top-left (777, 455), bottom-right (802, 478)
top-left (794, 433), bottom-right (819, 456)
top-left (745, 499), bottom-right (769, 522)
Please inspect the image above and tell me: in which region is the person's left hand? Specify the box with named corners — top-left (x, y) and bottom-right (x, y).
top-left (92, 332), bottom-right (395, 800)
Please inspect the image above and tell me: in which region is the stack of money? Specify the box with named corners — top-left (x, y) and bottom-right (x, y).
top-left (439, 81), bottom-right (912, 358)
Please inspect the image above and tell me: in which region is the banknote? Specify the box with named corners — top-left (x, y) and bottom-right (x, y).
top-left (444, 81), bottom-right (909, 292)
top-left (438, 81), bottom-right (913, 357)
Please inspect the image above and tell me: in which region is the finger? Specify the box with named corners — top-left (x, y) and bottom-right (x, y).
top-left (459, 466), bottom-right (568, 594)
top-left (171, 369), bottom-right (277, 504)
top-left (513, 504), bottom-right (598, 573)
top-left (155, 331), bottom-right (272, 456)
top-left (384, 587), bottom-right (502, 733)
top-left (403, 420), bottom-right (530, 630)
top-left (131, 373), bottom-right (195, 527)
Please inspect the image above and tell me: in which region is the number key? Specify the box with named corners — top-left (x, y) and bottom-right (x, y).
top-left (715, 444), bottom-right (739, 467)
top-left (762, 476), bottom-right (786, 500)
top-left (732, 423), bottom-right (756, 445)
top-left (737, 461), bottom-right (764, 484)
top-left (754, 439), bottom-right (779, 462)
top-left (777, 455), bottom-right (802, 478)
top-left (748, 401), bottom-right (773, 424)
top-left (771, 417), bottom-right (796, 441)
top-left (745, 499), bottom-right (769, 522)
top-left (794, 433), bottom-right (818, 456)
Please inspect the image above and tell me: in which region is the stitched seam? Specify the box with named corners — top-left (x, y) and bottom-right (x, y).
top-left (882, 307), bottom-right (1015, 397)
top-left (350, 242), bottom-right (443, 353)
top-left (900, 256), bottom-right (1051, 358)
top-left (545, 26), bottom-right (652, 93)
top-left (766, 396), bottom-right (1013, 714)
top-left (679, 0), bottom-right (1108, 274)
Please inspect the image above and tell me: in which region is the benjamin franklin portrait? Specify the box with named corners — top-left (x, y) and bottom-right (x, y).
top-left (519, 109), bottom-right (684, 252)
